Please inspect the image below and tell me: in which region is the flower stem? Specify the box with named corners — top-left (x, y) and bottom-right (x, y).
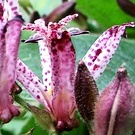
top-left (0, 123), bottom-right (3, 135)
top-left (49, 131), bottom-right (63, 135)
top-left (14, 95), bottom-right (31, 111)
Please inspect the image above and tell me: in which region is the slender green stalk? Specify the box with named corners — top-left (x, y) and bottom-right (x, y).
top-left (14, 95), bottom-right (31, 111)
top-left (49, 131), bottom-right (58, 135)
top-left (49, 131), bottom-right (63, 135)
top-left (0, 123), bottom-right (3, 135)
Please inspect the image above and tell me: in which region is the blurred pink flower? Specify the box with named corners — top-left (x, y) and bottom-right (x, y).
top-left (0, 0), bottom-right (23, 123)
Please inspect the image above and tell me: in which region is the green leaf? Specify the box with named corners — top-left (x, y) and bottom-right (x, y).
top-left (30, 0), bottom-right (61, 15)
top-left (76, 0), bottom-right (135, 30)
top-left (27, 105), bottom-right (56, 135)
top-left (22, 128), bottom-right (34, 135)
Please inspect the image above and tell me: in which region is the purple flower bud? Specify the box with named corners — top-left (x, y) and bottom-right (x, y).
top-left (94, 67), bottom-right (135, 135)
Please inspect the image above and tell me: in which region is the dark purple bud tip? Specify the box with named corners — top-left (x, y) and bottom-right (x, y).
top-left (117, 66), bottom-right (127, 79)
top-left (68, 27), bottom-right (90, 36)
top-left (13, 15), bottom-right (25, 23)
top-left (11, 82), bottom-right (22, 94)
top-left (24, 38), bottom-right (43, 43)
top-left (56, 120), bottom-right (73, 132)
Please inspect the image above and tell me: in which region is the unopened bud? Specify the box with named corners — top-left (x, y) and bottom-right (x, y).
top-left (94, 67), bottom-right (135, 135)
top-left (74, 61), bottom-right (98, 133)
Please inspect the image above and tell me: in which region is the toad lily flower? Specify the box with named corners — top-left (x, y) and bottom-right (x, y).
top-left (17, 14), bottom-right (134, 131)
top-left (0, 0), bottom-right (23, 123)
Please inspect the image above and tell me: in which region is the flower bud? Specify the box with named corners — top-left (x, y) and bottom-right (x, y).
top-left (94, 67), bottom-right (135, 135)
top-left (74, 61), bottom-right (98, 133)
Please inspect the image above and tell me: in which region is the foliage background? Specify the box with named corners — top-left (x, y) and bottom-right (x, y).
top-left (2, 0), bottom-right (135, 134)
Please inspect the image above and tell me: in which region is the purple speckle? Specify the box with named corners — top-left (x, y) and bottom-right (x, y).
top-left (45, 72), bottom-right (48, 75)
top-left (88, 62), bottom-right (92, 66)
top-left (9, 1), bottom-right (13, 6)
top-left (42, 58), bottom-right (46, 63)
top-left (44, 78), bottom-right (47, 81)
top-left (35, 81), bottom-right (38, 84)
top-left (96, 44), bottom-right (99, 47)
top-left (88, 54), bottom-right (93, 59)
top-left (19, 62), bottom-right (22, 66)
top-left (93, 64), bottom-right (100, 71)
top-left (11, 7), bottom-right (17, 11)
top-left (23, 67), bottom-right (26, 73)
top-left (107, 49), bottom-right (110, 52)
top-left (38, 79), bottom-right (41, 82)
top-left (97, 58), bottom-right (100, 62)
top-left (37, 95), bottom-right (40, 99)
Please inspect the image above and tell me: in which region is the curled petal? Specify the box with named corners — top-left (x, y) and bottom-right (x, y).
top-left (57, 14), bottom-right (78, 29)
top-left (0, 16), bottom-right (23, 123)
top-left (82, 22), bottom-right (135, 80)
top-left (67, 27), bottom-right (89, 36)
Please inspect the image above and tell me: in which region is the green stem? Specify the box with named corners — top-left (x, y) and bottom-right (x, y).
top-left (14, 95), bottom-right (30, 111)
top-left (49, 131), bottom-right (62, 135)
top-left (49, 131), bottom-right (58, 135)
top-left (0, 123), bottom-right (3, 135)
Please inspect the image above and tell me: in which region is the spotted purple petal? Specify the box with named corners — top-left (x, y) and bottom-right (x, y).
top-left (0, 0), bottom-right (3, 21)
top-left (16, 59), bottom-right (53, 111)
top-left (82, 22), bottom-right (135, 80)
top-left (3, 0), bottom-right (20, 22)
